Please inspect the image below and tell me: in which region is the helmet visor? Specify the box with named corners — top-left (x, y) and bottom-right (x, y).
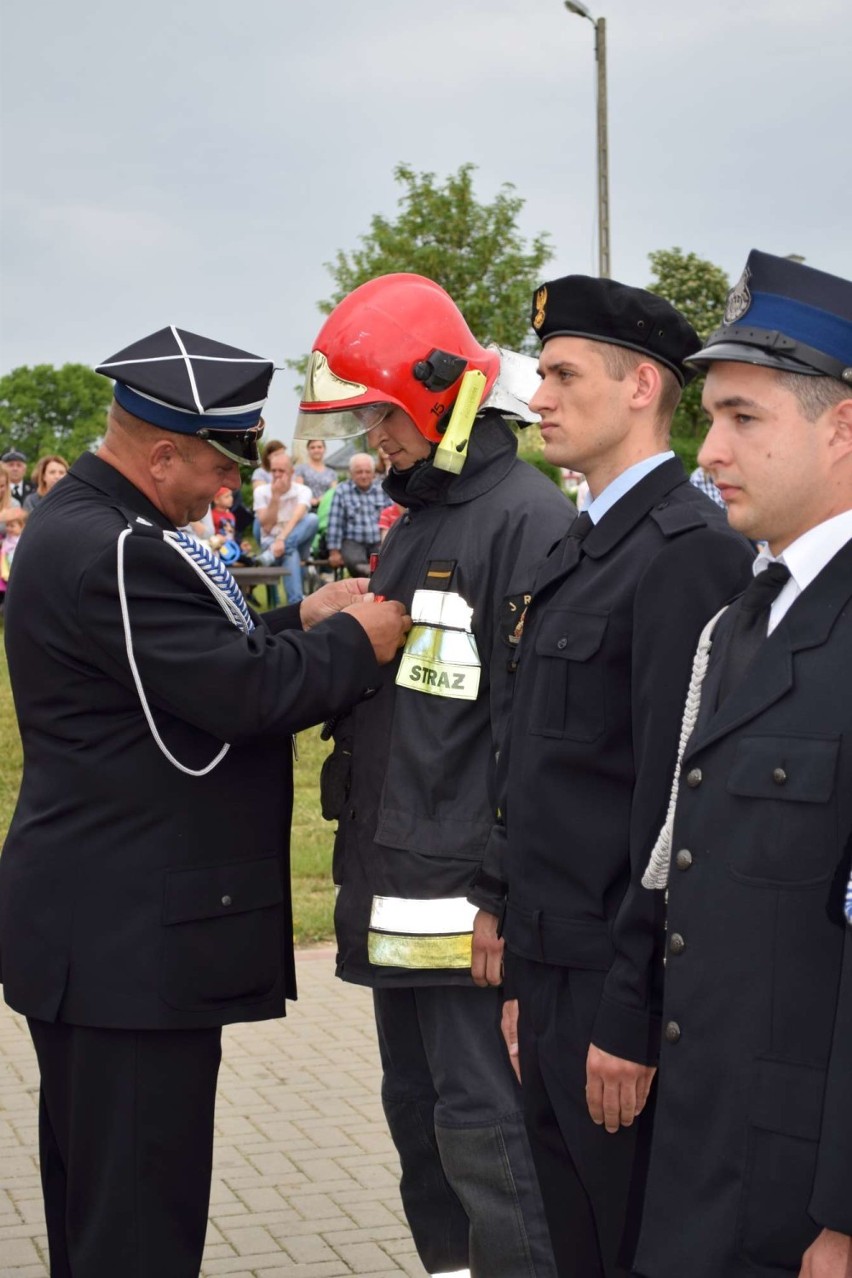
top-left (294, 403), bottom-right (393, 442)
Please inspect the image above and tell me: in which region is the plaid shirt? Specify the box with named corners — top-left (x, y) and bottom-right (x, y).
top-left (689, 466), bottom-right (726, 509)
top-left (326, 479), bottom-right (391, 550)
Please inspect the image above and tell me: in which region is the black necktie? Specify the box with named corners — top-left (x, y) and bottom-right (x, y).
top-left (561, 510), bottom-right (594, 571)
top-left (717, 562), bottom-right (791, 705)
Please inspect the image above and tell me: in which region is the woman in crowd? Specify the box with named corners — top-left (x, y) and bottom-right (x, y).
top-left (294, 438), bottom-right (337, 510)
top-left (23, 455), bottom-right (69, 513)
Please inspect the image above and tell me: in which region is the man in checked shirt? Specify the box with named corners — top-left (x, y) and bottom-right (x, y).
top-left (326, 452), bottom-right (392, 576)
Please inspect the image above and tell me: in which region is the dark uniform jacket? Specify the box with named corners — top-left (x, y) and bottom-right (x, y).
top-left (330, 413), bottom-right (573, 987)
top-left (634, 540), bottom-right (852, 1278)
top-left (0, 452), bottom-right (379, 1030)
top-left (471, 458), bottom-right (754, 1062)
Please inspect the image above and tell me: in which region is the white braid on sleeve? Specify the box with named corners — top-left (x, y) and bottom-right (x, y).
top-left (642, 606), bottom-right (727, 890)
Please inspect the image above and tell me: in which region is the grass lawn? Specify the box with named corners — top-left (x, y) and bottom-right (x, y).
top-left (0, 644), bottom-right (339, 947)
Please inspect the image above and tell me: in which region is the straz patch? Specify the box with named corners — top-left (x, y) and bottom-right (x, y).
top-left (397, 647), bottom-right (480, 700)
top-left (501, 592), bottom-right (533, 648)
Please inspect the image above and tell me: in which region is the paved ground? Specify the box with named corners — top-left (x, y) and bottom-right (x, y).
top-left (0, 947), bottom-right (426, 1278)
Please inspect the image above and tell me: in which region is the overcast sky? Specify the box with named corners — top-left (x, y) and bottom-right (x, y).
top-left (2, 0), bottom-right (850, 440)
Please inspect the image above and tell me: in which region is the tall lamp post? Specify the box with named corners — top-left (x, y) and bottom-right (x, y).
top-left (564, 1), bottom-right (610, 278)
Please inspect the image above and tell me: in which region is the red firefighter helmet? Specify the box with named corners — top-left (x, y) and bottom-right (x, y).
top-left (295, 273), bottom-right (500, 445)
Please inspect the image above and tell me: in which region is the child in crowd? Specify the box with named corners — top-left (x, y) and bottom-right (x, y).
top-left (211, 487), bottom-right (237, 538)
top-left (0, 506), bottom-right (28, 597)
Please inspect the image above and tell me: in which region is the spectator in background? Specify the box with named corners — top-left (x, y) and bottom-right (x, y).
top-left (254, 453), bottom-right (318, 603)
top-left (0, 465), bottom-right (20, 524)
top-left (295, 439), bottom-right (337, 509)
top-left (210, 486), bottom-right (237, 538)
top-left (326, 453), bottom-right (391, 577)
top-left (378, 501), bottom-right (403, 541)
top-left (250, 433), bottom-right (285, 495)
top-left (0, 507), bottom-right (27, 593)
top-left (2, 450), bottom-right (33, 505)
top-left (23, 455), bottom-right (69, 513)
top-left (689, 463), bottom-right (725, 509)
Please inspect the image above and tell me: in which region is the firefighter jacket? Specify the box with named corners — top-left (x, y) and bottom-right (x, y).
top-left (328, 412), bottom-right (572, 987)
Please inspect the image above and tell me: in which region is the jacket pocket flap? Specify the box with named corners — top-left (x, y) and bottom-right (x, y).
top-left (750, 1059), bottom-right (826, 1140)
top-left (727, 736), bottom-right (838, 802)
top-left (163, 857), bottom-right (283, 925)
top-left (533, 608), bottom-right (608, 661)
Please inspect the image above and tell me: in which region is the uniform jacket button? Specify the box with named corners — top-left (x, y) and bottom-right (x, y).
top-left (221, 894), bottom-right (233, 906)
top-left (685, 768), bottom-right (703, 788)
top-left (557, 637), bottom-right (568, 650)
top-left (669, 932), bottom-right (685, 955)
top-left (675, 849), bottom-right (693, 871)
top-left (772, 767), bottom-right (787, 785)
top-left (665, 1021), bottom-right (681, 1043)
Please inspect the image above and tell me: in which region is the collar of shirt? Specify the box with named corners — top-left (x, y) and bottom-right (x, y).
top-left (753, 508), bottom-right (852, 634)
top-left (585, 451), bottom-right (675, 523)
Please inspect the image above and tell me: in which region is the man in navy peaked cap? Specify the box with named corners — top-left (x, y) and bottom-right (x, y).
top-left (633, 251), bottom-right (852, 1278)
top-left (0, 325), bottom-right (409, 1277)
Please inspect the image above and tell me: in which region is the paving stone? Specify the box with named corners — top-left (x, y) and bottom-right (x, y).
top-left (0, 949), bottom-right (423, 1278)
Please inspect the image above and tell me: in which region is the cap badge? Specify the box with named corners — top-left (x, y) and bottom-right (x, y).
top-left (724, 266), bottom-right (752, 325)
top-left (533, 286), bottom-right (548, 331)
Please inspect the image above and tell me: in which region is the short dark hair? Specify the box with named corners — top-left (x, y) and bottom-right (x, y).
top-left (775, 370), bottom-right (851, 422)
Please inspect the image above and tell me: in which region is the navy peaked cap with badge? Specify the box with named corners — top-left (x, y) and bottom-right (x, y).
top-left (2, 449), bottom-right (27, 463)
top-left (687, 249), bottom-right (852, 384)
top-left (530, 274), bottom-right (701, 387)
top-left (96, 325), bottom-right (274, 465)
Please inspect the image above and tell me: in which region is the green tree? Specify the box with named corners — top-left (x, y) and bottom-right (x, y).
top-left (0, 363), bottom-right (113, 462)
top-left (646, 248), bottom-right (730, 469)
top-left (320, 162), bottom-right (553, 353)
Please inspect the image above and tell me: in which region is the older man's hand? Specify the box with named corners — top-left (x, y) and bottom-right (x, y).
top-left (344, 597), bottom-right (410, 664)
top-left (299, 577), bottom-right (369, 630)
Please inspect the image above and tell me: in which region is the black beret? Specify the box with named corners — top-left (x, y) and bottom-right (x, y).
top-left (530, 275), bottom-right (701, 386)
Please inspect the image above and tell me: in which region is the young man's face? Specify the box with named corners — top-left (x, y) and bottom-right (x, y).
top-left (529, 336), bottom-right (635, 476)
top-left (698, 361), bottom-right (841, 555)
top-left (366, 407), bottom-right (431, 472)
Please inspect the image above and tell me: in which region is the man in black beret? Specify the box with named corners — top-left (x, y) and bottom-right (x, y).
top-left (468, 276), bottom-right (754, 1277)
top-left (0, 325), bottom-right (409, 1278)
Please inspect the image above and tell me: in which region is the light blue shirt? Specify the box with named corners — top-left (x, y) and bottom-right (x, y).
top-left (585, 451), bottom-right (675, 523)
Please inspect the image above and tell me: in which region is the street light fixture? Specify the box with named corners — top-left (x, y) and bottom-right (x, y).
top-left (564, 1), bottom-right (610, 278)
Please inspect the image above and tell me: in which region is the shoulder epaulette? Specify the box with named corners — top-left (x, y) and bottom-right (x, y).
top-left (649, 500), bottom-right (707, 538)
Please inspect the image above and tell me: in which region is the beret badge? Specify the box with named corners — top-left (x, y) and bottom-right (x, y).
top-left (533, 285), bottom-right (548, 331)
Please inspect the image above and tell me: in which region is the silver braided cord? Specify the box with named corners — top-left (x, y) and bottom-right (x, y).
top-left (642, 606), bottom-right (726, 890)
top-left (116, 523), bottom-right (256, 778)
top-left (165, 529), bottom-right (255, 633)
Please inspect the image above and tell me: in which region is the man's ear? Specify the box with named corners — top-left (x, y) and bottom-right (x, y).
top-left (148, 437), bottom-right (182, 482)
top-left (827, 398), bottom-right (852, 462)
top-left (630, 360), bottom-right (662, 412)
